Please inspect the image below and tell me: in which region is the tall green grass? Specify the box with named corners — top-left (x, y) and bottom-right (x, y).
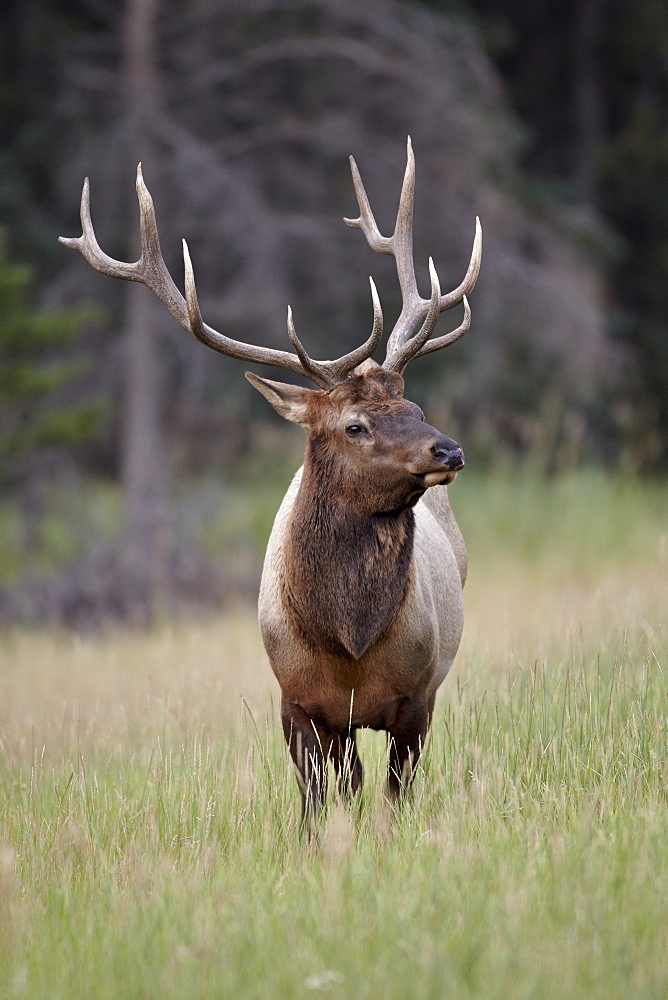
top-left (0, 468), bottom-right (666, 999)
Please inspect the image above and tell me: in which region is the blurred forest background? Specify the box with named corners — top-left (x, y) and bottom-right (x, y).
top-left (0, 0), bottom-right (666, 627)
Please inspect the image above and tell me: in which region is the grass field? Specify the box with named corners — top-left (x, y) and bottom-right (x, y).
top-left (0, 469), bottom-right (666, 999)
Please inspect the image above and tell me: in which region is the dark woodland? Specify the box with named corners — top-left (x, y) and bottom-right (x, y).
top-left (0, 0), bottom-right (666, 624)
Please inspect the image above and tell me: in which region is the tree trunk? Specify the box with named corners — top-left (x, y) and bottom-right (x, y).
top-left (573, 0), bottom-right (604, 202)
top-left (119, 0), bottom-right (171, 624)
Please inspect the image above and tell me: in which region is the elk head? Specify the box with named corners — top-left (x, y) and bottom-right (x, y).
top-left (246, 362), bottom-right (464, 515)
top-left (60, 137), bottom-right (481, 458)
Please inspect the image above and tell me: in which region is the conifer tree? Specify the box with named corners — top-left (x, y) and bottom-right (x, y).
top-left (0, 231), bottom-right (104, 486)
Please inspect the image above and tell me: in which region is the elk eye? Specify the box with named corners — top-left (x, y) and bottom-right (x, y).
top-left (346, 424), bottom-right (364, 437)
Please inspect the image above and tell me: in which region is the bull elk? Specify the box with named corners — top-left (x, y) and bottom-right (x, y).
top-left (60, 138), bottom-right (482, 820)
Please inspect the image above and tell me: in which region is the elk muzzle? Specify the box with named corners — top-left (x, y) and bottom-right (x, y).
top-left (410, 432), bottom-right (464, 487)
top-left (431, 435), bottom-right (465, 471)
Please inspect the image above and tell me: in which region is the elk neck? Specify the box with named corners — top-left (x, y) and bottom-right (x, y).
top-left (282, 434), bottom-right (416, 662)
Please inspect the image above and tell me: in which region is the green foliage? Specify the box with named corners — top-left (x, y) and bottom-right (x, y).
top-left (0, 479), bottom-right (122, 583)
top-left (453, 465), bottom-right (668, 574)
top-left (0, 614), bottom-right (665, 999)
top-left (0, 231), bottom-right (106, 482)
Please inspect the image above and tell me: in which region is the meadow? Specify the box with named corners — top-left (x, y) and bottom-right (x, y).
top-left (0, 468), bottom-right (666, 999)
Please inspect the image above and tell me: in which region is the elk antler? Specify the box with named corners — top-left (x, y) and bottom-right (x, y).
top-left (344, 136), bottom-right (481, 373)
top-left (59, 164), bottom-right (383, 390)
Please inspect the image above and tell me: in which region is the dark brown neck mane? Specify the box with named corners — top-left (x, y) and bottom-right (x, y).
top-left (282, 437), bottom-right (415, 661)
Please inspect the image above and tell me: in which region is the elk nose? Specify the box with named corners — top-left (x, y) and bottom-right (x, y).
top-left (431, 437), bottom-right (465, 470)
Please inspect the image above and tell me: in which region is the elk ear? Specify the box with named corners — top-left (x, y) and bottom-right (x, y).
top-left (245, 372), bottom-right (318, 425)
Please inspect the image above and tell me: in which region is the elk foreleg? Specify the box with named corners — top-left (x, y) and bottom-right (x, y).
top-left (331, 730), bottom-right (363, 799)
top-left (386, 694), bottom-right (429, 801)
top-left (281, 698), bottom-right (331, 828)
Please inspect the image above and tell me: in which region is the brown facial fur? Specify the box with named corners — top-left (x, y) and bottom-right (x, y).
top-left (297, 368), bottom-right (453, 509)
top-left (312, 367), bottom-right (408, 432)
top-left (279, 367), bottom-right (449, 661)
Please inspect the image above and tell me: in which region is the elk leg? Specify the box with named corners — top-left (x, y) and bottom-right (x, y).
top-left (386, 695), bottom-right (429, 801)
top-left (281, 698), bottom-right (331, 827)
top-left (331, 730), bottom-right (363, 799)
top-left (427, 690), bottom-right (437, 727)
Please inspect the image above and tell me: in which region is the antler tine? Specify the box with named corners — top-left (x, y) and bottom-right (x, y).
top-left (134, 165), bottom-right (189, 320)
top-left (59, 165), bottom-right (194, 328)
top-left (328, 276), bottom-right (383, 380)
top-left (61, 165), bottom-right (385, 390)
top-left (344, 139), bottom-right (482, 371)
top-left (384, 258), bottom-right (441, 374)
top-left (182, 239), bottom-right (344, 388)
top-left (287, 277), bottom-right (383, 387)
top-left (59, 176), bottom-right (144, 283)
top-left (286, 305), bottom-right (329, 388)
top-left (414, 294), bottom-right (471, 359)
top-left (439, 216), bottom-right (482, 311)
top-left (344, 137), bottom-right (419, 310)
top-left (343, 159), bottom-right (393, 254)
top-left (392, 136), bottom-right (419, 306)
